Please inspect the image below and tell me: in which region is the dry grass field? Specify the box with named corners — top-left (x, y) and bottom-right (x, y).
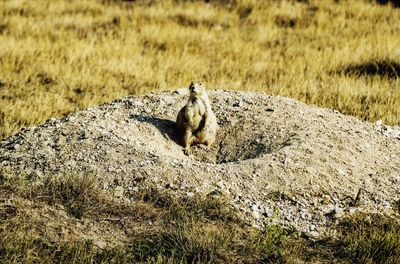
top-left (0, 0), bottom-right (399, 139)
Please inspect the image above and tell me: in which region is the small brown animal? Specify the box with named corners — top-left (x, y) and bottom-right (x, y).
top-left (176, 82), bottom-right (217, 155)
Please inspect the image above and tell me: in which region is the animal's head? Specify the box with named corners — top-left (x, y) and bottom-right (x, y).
top-left (189, 82), bottom-right (206, 96)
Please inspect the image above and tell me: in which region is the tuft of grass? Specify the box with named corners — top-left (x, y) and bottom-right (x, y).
top-left (1, 234), bottom-right (104, 264)
top-left (290, 213), bottom-right (400, 264)
top-left (0, 225), bottom-right (132, 264)
top-left (1, 173), bottom-right (103, 219)
top-left (337, 214), bottom-right (400, 264)
top-left (1, 0), bottom-right (400, 139)
top-left (37, 174), bottom-right (101, 219)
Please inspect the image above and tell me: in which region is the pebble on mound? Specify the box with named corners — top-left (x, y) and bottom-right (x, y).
top-left (1, 90), bottom-right (400, 234)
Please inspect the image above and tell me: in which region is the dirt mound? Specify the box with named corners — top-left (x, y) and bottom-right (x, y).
top-left (1, 90), bottom-right (400, 234)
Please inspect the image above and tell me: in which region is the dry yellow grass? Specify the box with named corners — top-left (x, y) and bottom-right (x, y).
top-left (0, 0), bottom-right (399, 139)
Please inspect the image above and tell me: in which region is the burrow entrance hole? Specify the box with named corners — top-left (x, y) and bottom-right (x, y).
top-left (189, 121), bottom-right (295, 164)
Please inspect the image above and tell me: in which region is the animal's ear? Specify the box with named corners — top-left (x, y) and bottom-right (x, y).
top-left (189, 82), bottom-right (194, 90)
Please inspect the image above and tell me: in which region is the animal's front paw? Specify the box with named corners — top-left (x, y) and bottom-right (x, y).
top-left (203, 140), bottom-right (213, 148)
top-left (183, 148), bottom-right (191, 156)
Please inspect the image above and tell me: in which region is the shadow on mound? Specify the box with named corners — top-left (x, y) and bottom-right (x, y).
top-left (337, 59), bottom-right (400, 79)
top-left (129, 114), bottom-right (182, 147)
top-left (375, 0), bottom-right (400, 8)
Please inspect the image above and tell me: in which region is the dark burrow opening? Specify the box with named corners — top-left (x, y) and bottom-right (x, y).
top-left (189, 121), bottom-right (295, 164)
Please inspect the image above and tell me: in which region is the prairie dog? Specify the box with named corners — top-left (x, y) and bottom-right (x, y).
top-left (176, 82), bottom-right (217, 155)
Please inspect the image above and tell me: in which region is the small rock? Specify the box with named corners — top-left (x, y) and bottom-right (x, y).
top-left (251, 204), bottom-right (259, 212)
top-left (233, 99), bottom-right (243, 107)
top-left (114, 186), bottom-right (124, 198)
top-left (186, 192), bottom-right (195, 198)
top-left (348, 207), bottom-right (361, 215)
top-left (336, 168), bottom-right (346, 176)
top-left (35, 170), bottom-right (43, 178)
top-left (252, 210), bottom-right (260, 220)
top-left (334, 206), bottom-right (344, 219)
top-left (361, 143), bottom-right (371, 150)
top-left (216, 180), bottom-right (225, 189)
top-left (321, 204), bottom-right (335, 214)
top-left (251, 205), bottom-right (260, 220)
top-left (303, 231), bottom-right (320, 240)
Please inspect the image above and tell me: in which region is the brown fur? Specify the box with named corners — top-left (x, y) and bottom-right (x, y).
top-left (176, 82), bottom-right (217, 155)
